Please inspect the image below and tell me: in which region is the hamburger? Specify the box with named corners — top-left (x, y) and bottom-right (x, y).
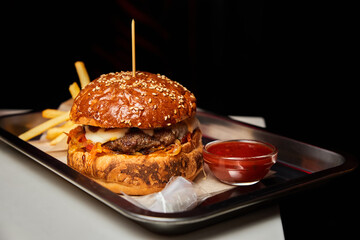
top-left (67, 71), bottom-right (203, 195)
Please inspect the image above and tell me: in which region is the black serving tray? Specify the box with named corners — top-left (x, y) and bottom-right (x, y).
top-left (0, 110), bottom-right (357, 234)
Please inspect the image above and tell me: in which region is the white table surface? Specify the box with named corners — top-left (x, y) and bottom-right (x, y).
top-left (0, 110), bottom-right (284, 239)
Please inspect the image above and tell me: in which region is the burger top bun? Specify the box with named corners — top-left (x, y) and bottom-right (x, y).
top-left (70, 71), bottom-right (197, 129)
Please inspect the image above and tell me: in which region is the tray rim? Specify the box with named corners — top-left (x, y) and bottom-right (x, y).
top-left (0, 111), bottom-right (358, 233)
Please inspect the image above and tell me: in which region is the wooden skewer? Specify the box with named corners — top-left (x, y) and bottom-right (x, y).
top-left (131, 19), bottom-right (136, 77)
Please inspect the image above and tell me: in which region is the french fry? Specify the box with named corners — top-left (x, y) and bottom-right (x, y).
top-left (19, 61), bottom-right (91, 145)
top-left (18, 111), bottom-right (70, 141)
top-left (50, 132), bottom-right (67, 146)
top-left (49, 122), bottom-right (77, 145)
top-left (42, 109), bottom-right (68, 119)
top-left (69, 82), bottom-right (80, 99)
top-left (46, 121), bottom-right (75, 140)
top-left (19, 61), bottom-right (91, 144)
top-left (75, 61), bottom-right (90, 88)
top-left (46, 127), bottom-right (63, 140)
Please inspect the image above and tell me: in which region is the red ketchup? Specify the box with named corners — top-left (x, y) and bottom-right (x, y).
top-left (203, 140), bottom-right (278, 186)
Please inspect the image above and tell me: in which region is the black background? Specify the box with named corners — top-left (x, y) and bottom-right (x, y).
top-left (1, 1), bottom-right (358, 238)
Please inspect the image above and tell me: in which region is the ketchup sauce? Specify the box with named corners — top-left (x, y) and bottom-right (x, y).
top-left (203, 140), bottom-right (278, 185)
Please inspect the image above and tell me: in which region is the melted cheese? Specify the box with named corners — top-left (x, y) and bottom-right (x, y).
top-left (142, 129), bottom-right (154, 136)
top-left (84, 117), bottom-right (199, 144)
top-left (184, 117), bottom-right (200, 133)
top-left (84, 126), bottom-right (129, 144)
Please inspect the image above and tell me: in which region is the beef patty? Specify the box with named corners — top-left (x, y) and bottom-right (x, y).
top-left (102, 122), bottom-right (189, 154)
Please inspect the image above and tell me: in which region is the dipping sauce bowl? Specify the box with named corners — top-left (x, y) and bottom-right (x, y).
top-left (203, 139), bottom-right (278, 186)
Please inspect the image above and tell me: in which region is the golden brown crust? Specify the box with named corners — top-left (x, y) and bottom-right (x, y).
top-left (91, 166), bottom-right (203, 196)
top-left (67, 129), bottom-right (203, 195)
top-left (70, 71), bottom-right (197, 129)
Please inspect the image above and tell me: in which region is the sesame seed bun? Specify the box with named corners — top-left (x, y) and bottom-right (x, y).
top-left (67, 71), bottom-right (203, 195)
top-left (70, 71), bottom-right (197, 129)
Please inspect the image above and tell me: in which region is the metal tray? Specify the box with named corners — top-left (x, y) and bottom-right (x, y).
top-left (0, 111), bottom-right (357, 234)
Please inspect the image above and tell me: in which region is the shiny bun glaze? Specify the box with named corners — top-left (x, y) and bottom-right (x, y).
top-left (70, 71), bottom-right (197, 129)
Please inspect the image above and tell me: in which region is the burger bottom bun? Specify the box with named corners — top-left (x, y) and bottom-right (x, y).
top-left (67, 129), bottom-right (203, 195)
top-left (92, 162), bottom-right (203, 196)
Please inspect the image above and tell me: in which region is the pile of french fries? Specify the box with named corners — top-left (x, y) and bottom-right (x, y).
top-left (18, 61), bottom-right (90, 145)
